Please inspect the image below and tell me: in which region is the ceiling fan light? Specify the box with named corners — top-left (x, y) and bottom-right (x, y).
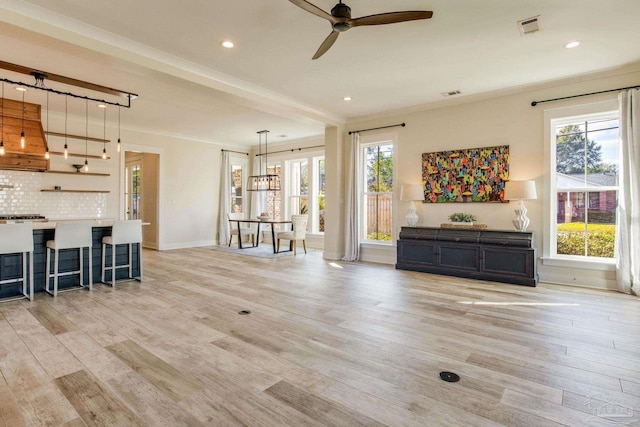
top-left (221, 40), bottom-right (234, 48)
top-left (343, 96), bottom-right (352, 101)
top-left (564, 40), bottom-right (581, 49)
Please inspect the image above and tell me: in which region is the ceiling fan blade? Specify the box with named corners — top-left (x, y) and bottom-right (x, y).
top-left (349, 11), bottom-right (433, 27)
top-left (312, 31), bottom-right (340, 60)
top-left (288, 0), bottom-right (337, 23)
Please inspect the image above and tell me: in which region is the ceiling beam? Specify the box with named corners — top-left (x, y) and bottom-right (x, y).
top-left (0, 60), bottom-right (137, 99)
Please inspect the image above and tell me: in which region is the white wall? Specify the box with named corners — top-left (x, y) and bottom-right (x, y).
top-left (325, 63), bottom-right (640, 289)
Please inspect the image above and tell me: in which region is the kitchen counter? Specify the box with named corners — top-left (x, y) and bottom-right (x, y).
top-left (0, 222), bottom-right (141, 298)
top-left (31, 219), bottom-right (116, 229)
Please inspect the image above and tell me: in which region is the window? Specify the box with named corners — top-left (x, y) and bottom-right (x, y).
top-left (265, 162), bottom-right (282, 220)
top-left (552, 113), bottom-right (619, 259)
top-left (230, 164), bottom-right (244, 213)
top-left (288, 159), bottom-right (309, 218)
top-left (230, 157), bottom-right (248, 213)
top-left (362, 142), bottom-right (393, 243)
top-left (315, 157), bottom-right (326, 233)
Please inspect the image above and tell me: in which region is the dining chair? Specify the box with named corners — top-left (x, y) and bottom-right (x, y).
top-left (227, 213), bottom-right (256, 247)
top-left (276, 214), bottom-right (308, 255)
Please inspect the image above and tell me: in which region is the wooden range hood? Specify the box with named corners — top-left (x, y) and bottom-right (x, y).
top-left (0, 96), bottom-right (49, 171)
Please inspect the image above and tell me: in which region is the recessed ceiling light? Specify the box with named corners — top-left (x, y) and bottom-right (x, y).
top-left (564, 41), bottom-right (581, 49)
top-left (15, 86), bottom-right (27, 92)
top-left (221, 40), bottom-right (234, 49)
top-left (97, 104), bottom-right (107, 108)
top-left (343, 96), bottom-right (352, 101)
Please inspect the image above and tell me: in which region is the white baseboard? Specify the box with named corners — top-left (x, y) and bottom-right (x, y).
top-left (160, 240), bottom-right (216, 251)
top-left (538, 272), bottom-right (617, 290)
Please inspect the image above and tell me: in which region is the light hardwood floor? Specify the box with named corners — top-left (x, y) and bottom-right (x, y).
top-left (1, 247), bottom-right (639, 426)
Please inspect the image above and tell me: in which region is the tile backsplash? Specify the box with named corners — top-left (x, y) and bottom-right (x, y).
top-left (0, 170), bottom-right (107, 218)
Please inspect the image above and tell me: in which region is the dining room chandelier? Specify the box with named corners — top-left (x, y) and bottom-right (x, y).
top-left (247, 130), bottom-right (281, 192)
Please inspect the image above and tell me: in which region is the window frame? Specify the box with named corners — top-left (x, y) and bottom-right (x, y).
top-left (543, 100), bottom-right (619, 270)
top-left (264, 149), bottom-right (325, 234)
top-left (230, 155), bottom-right (248, 214)
top-left (358, 132), bottom-right (396, 246)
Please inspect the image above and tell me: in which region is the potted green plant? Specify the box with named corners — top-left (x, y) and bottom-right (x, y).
top-left (448, 212), bottom-right (477, 225)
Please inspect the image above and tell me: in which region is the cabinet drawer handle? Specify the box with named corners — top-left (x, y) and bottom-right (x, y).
top-left (501, 240), bottom-right (508, 245)
top-left (455, 237), bottom-right (460, 242)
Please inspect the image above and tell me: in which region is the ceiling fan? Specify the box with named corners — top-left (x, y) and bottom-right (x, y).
top-left (289, 0), bottom-right (433, 59)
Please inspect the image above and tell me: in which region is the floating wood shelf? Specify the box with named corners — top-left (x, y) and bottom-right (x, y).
top-left (45, 131), bottom-right (110, 143)
top-left (44, 170), bottom-right (110, 177)
top-left (49, 151), bottom-right (111, 160)
top-left (41, 189), bottom-right (110, 193)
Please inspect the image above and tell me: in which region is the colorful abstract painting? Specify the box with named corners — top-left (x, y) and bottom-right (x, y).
top-left (422, 145), bottom-right (509, 203)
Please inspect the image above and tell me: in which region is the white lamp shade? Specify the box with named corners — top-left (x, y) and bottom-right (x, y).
top-left (504, 180), bottom-right (537, 200)
top-left (401, 184), bottom-right (424, 201)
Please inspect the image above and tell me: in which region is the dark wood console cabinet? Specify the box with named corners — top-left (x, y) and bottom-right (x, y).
top-left (396, 227), bottom-right (538, 286)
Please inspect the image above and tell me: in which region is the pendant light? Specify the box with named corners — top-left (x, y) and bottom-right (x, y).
top-left (63, 96), bottom-right (68, 159)
top-left (101, 105), bottom-right (107, 159)
top-left (44, 91), bottom-right (50, 159)
top-left (20, 86), bottom-right (25, 149)
top-left (0, 82), bottom-right (5, 156)
top-left (247, 130), bottom-right (280, 192)
top-left (84, 99), bottom-right (89, 172)
top-left (117, 105), bottom-right (121, 153)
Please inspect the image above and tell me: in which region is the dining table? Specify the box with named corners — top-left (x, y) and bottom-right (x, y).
top-left (230, 218), bottom-right (293, 253)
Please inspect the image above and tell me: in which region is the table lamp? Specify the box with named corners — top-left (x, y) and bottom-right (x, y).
top-left (503, 180), bottom-right (537, 232)
top-left (400, 184), bottom-right (425, 227)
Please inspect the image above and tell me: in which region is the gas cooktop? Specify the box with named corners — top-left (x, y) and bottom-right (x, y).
top-left (0, 214), bottom-right (47, 221)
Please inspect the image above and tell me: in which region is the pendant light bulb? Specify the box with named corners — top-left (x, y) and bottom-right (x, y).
top-left (20, 88), bottom-right (26, 149)
top-left (0, 142), bottom-right (5, 156)
top-left (102, 148), bottom-right (107, 159)
top-left (84, 159), bottom-right (89, 172)
top-left (64, 96), bottom-right (68, 159)
top-left (117, 106), bottom-right (122, 153)
top-left (45, 149), bottom-right (50, 160)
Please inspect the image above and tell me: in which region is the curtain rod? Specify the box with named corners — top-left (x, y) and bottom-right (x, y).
top-left (531, 84), bottom-right (640, 107)
top-left (255, 144), bottom-right (325, 157)
top-left (0, 77), bottom-right (133, 108)
top-left (348, 122), bottom-right (405, 135)
top-left (221, 149), bottom-right (248, 155)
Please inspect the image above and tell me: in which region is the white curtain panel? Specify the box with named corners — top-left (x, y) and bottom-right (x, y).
top-left (217, 150), bottom-right (232, 245)
top-left (617, 89), bottom-right (640, 295)
top-left (342, 132), bottom-right (360, 261)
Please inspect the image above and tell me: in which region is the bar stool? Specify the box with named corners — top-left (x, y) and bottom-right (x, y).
top-left (101, 220), bottom-right (143, 288)
top-left (45, 221), bottom-right (93, 297)
top-left (0, 223), bottom-right (34, 302)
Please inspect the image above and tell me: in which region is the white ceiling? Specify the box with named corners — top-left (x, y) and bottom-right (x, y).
top-left (1, 0), bottom-right (639, 147)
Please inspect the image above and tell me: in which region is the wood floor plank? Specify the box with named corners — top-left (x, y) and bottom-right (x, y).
top-left (55, 369), bottom-right (145, 426)
top-left (27, 303), bottom-right (77, 335)
top-left (106, 340), bottom-right (203, 402)
top-left (265, 380), bottom-right (386, 427)
top-left (0, 375), bottom-right (26, 427)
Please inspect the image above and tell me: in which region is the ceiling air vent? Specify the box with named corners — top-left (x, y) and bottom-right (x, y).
top-left (518, 15), bottom-right (541, 35)
top-left (441, 90), bottom-right (461, 97)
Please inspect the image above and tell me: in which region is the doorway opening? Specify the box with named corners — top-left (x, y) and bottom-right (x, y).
top-left (125, 151), bottom-right (160, 249)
